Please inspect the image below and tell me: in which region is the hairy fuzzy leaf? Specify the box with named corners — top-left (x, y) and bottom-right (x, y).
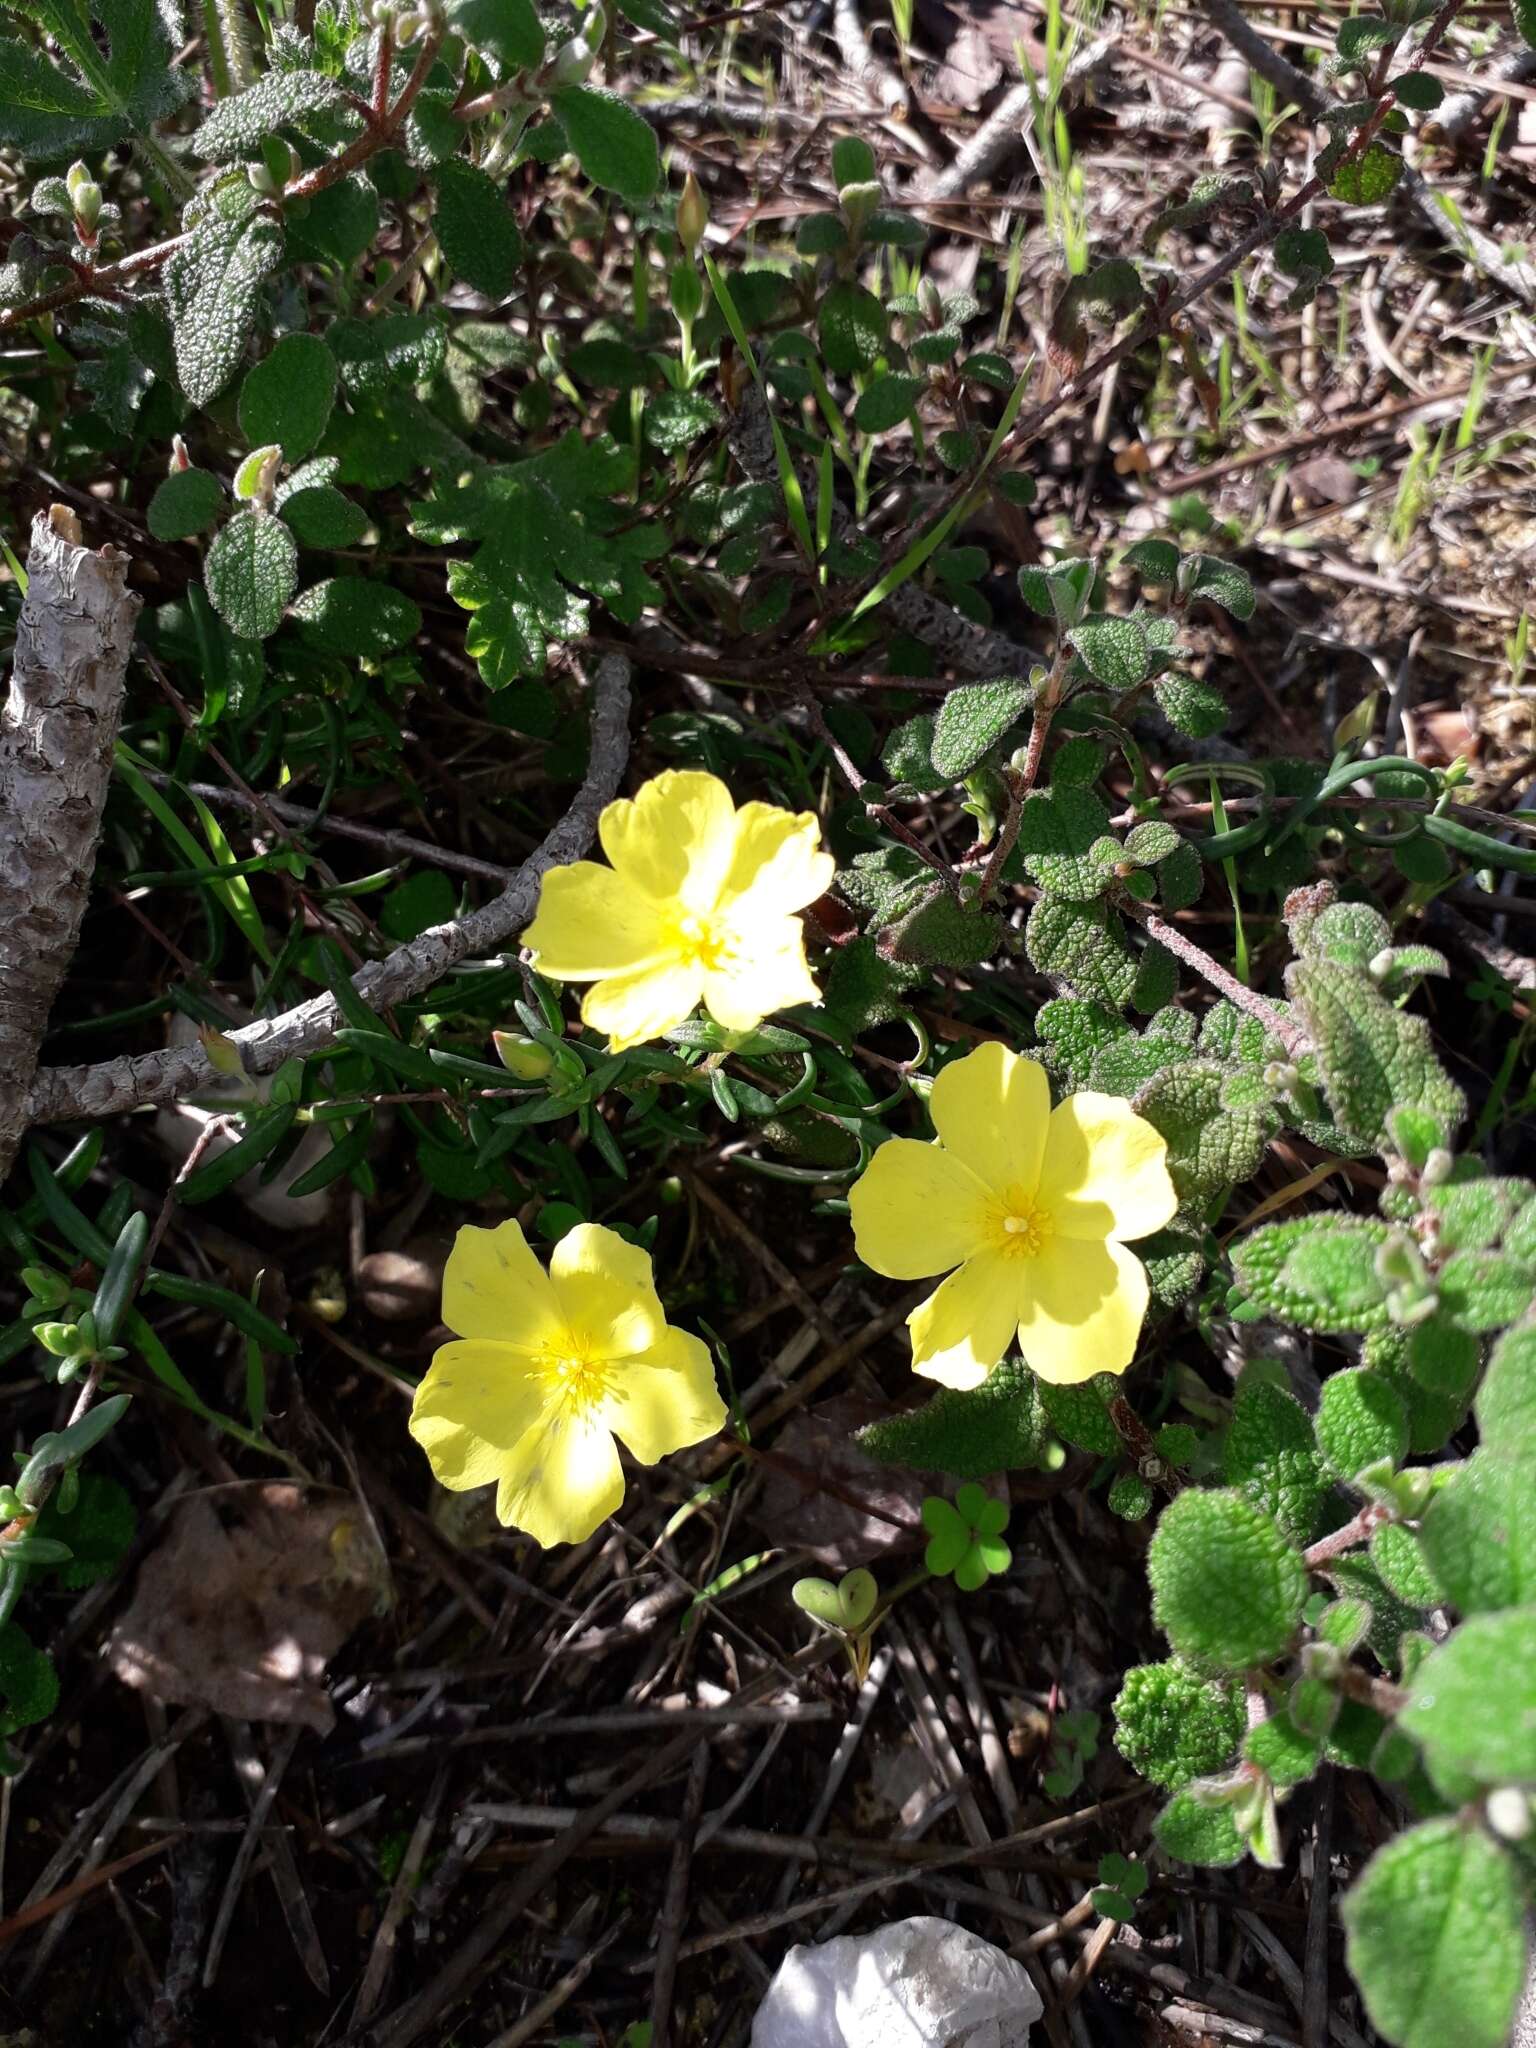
top-left (1149, 1488), bottom-right (1306, 1670)
top-left (164, 179), bottom-right (285, 405)
top-left (203, 508), bottom-right (298, 639)
top-left (1115, 1662), bottom-right (1245, 1791)
top-left (930, 678), bottom-right (1031, 779)
top-left (1230, 1217), bottom-right (1392, 1333)
top-left (551, 84), bottom-right (660, 200)
top-left (193, 69), bottom-right (349, 158)
top-left (291, 576), bottom-right (420, 656)
top-left (238, 332), bottom-right (337, 463)
top-left (147, 466), bottom-right (223, 541)
top-left (0, 0), bottom-right (192, 156)
top-left (1287, 961), bottom-right (1466, 1153)
top-left (433, 159), bottom-right (525, 299)
top-left (856, 1359), bottom-right (1046, 1479)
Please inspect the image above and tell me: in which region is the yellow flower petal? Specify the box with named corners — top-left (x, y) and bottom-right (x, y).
top-left (409, 1340), bottom-right (545, 1490)
top-left (849, 1137), bottom-right (992, 1280)
top-left (601, 1325), bottom-right (727, 1464)
top-left (908, 1251), bottom-right (1022, 1390)
top-left (549, 1222), bottom-right (667, 1358)
top-left (441, 1219), bottom-right (564, 1347)
top-left (493, 1409), bottom-right (624, 1547)
top-left (1017, 1234), bottom-right (1150, 1383)
top-left (522, 860), bottom-right (670, 981)
top-left (1037, 1091), bottom-right (1178, 1242)
top-left (718, 802), bottom-right (835, 921)
top-left (702, 922), bottom-right (822, 1033)
top-left (598, 769), bottom-right (736, 912)
top-left (579, 960), bottom-right (706, 1051)
top-left (929, 1042), bottom-right (1051, 1198)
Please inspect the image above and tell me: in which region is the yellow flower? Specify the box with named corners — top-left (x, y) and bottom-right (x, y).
top-left (522, 769), bottom-right (834, 1052)
top-left (409, 1219), bottom-right (726, 1547)
top-left (848, 1042), bottom-right (1178, 1390)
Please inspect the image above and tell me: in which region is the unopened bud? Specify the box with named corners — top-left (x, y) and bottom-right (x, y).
top-left (918, 277), bottom-right (943, 325)
top-left (1488, 1787), bottom-right (1532, 1841)
top-left (233, 443), bottom-right (283, 503)
top-left (543, 12), bottom-right (602, 87)
top-left (72, 179), bottom-right (103, 234)
top-left (66, 159), bottom-right (93, 199)
top-left (169, 433), bottom-right (192, 473)
top-left (677, 171), bottom-right (709, 253)
top-left (395, 7), bottom-right (424, 39)
top-left (1420, 1146), bottom-right (1454, 1188)
top-left (247, 160), bottom-right (279, 197)
top-left (259, 134), bottom-right (300, 192)
top-left (492, 1031), bottom-right (556, 1081)
top-left (198, 1023), bottom-right (247, 1077)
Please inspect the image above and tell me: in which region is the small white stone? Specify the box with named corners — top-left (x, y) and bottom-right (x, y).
top-left (749, 1915), bottom-right (1043, 2048)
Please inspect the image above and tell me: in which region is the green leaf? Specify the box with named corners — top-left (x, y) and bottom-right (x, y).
top-left (1183, 555), bottom-right (1254, 620)
top-left (551, 85), bottom-right (660, 200)
top-left (831, 135), bottom-right (877, 188)
top-left (1270, 1221), bottom-right (1392, 1333)
top-left (380, 870), bottom-right (456, 941)
top-left (879, 884), bottom-right (999, 968)
top-left (1316, 1368), bottom-right (1408, 1479)
top-left (1138, 1060), bottom-right (1276, 1208)
top-left (930, 679), bottom-right (1031, 780)
top-left (1123, 537), bottom-right (1180, 583)
top-left (203, 509), bottom-right (298, 640)
top-left (277, 484), bottom-right (369, 549)
top-left (1018, 785), bottom-right (1119, 900)
top-left (0, 1621), bottom-right (58, 1732)
top-left (410, 428), bottom-right (659, 686)
top-left (446, 0), bottom-right (545, 68)
top-left (1406, 1314), bottom-right (1480, 1398)
top-left (1420, 1451), bottom-right (1536, 1613)
top-left (1154, 1787), bottom-right (1245, 1866)
top-left (1148, 1488), bottom-right (1306, 1671)
top-left (1343, 1820), bottom-right (1527, 2048)
top-left (33, 1474), bottom-right (135, 1589)
top-left (644, 389), bottom-right (721, 454)
top-left (331, 312), bottom-right (447, 395)
top-left (192, 70), bottom-right (348, 159)
top-left (1391, 70), bottom-right (1444, 108)
top-left (1516, 0), bottom-right (1536, 52)
top-left (1439, 1248), bottom-right (1536, 1333)
top-left (856, 1358), bottom-right (1046, 1480)
top-left (1039, 1375), bottom-right (1120, 1455)
top-left (1370, 1521), bottom-right (1442, 1607)
top-left (1025, 898), bottom-right (1138, 1009)
top-left (1070, 612), bottom-right (1148, 688)
top-left (433, 159), bottom-right (525, 298)
top-left (1328, 143), bottom-right (1401, 205)
top-left (1335, 14), bottom-right (1400, 62)
top-left (1113, 1661), bottom-right (1244, 1791)
top-left (0, 0), bottom-right (192, 157)
top-left (164, 178), bottom-right (285, 406)
top-left (796, 212), bottom-right (848, 256)
top-left (1402, 1607), bottom-right (1536, 1784)
top-left (1223, 1378), bottom-right (1330, 1546)
top-left (1154, 671), bottom-right (1227, 738)
top-left (291, 577), bottom-right (420, 657)
top-left (238, 333), bottom-right (337, 464)
top-left (1477, 1323), bottom-right (1536, 1453)
top-left (147, 467), bottom-right (223, 542)
top-left (818, 280), bottom-right (889, 375)
top-left (1034, 997), bottom-right (1128, 1088)
top-left (1244, 1708), bottom-right (1321, 1787)
top-left (285, 175), bottom-right (380, 266)
top-left (1286, 961), bottom-right (1466, 1154)
top-left (854, 373), bottom-right (925, 433)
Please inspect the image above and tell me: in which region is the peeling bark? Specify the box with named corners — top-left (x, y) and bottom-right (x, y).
top-left (0, 507), bottom-right (140, 1183)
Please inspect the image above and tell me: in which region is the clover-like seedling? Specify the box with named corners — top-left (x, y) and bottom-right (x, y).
top-left (922, 1483), bottom-right (1011, 1593)
top-left (1092, 1851), bottom-right (1149, 1922)
top-left (791, 1567), bottom-right (880, 1682)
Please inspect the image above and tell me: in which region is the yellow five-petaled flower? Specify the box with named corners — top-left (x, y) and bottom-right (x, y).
top-left (522, 769), bottom-right (834, 1052)
top-left (849, 1042), bottom-right (1178, 1390)
top-left (409, 1220), bottom-right (726, 1547)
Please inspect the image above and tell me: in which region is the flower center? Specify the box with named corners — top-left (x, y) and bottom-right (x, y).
top-left (990, 1191), bottom-right (1054, 1260)
top-left (666, 908), bottom-right (734, 972)
top-left (533, 1339), bottom-right (614, 1414)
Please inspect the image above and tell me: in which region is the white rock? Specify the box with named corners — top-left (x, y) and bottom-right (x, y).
top-left (749, 1915), bottom-right (1043, 2048)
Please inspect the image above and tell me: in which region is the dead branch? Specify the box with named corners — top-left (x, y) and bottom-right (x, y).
top-left (0, 507), bottom-right (141, 1185)
top-left (24, 653), bottom-right (633, 1127)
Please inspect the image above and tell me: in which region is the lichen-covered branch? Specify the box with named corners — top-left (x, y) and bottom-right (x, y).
top-left (25, 654), bottom-right (633, 1127)
top-left (0, 508), bottom-right (141, 1184)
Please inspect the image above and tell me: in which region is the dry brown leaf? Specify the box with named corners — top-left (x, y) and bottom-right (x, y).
top-left (747, 1397), bottom-right (935, 1570)
top-left (108, 1483), bottom-right (390, 1733)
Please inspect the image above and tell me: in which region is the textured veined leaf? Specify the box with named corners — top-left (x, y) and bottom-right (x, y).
top-left (331, 312), bottom-right (447, 394)
top-left (432, 159), bottom-right (524, 299)
top-left (277, 485), bottom-right (368, 549)
top-left (0, 0), bottom-right (193, 156)
top-left (164, 179), bottom-right (285, 405)
top-left (192, 69), bottom-right (349, 159)
top-left (203, 510), bottom-right (298, 640)
top-left (551, 85), bottom-right (660, 200)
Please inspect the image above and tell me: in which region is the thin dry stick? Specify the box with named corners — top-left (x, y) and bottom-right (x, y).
top-left (26, 653), bottom-right (631, 1126)
top-left (0, 508), bottom-right (139, 1184)
top-left (649, 1743), bottom-right (711, 2048)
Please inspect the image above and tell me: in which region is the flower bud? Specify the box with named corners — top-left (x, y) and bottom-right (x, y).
top-left (1420, 1146), bottom-right (1454, 1188)
top-left (492, 1031), bottom-right (557, 1081)
top-left (1488, 1787), bottom-right (1532, 1842)
top-left (677, 171), bottom-right (709, 253)
top-left (247, 160), bottom-right (279, 197)
top-left (233, 443), bottom-right (283, 503)
top-left (918, 277), bottom-right (943, 325)
top-left (66, 159), bottom-right (93, 199)
top-left (395, 8), bottom-right (424, 40)
top-left (543, 23), bottom-right (598, 87)
top-left (169, 434), bottom-right (192, 473)
top-left (71, 179), bottom-right (103, 234)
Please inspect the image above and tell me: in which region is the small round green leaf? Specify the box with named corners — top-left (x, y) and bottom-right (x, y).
top-left (1148, 1488), bottom-right (1307, 1671)
top-left (433, 160), bottom-right (524, 300)
top-left (291, 577), bottom-right (420, 657)
top-left (818, 280), bottom-right (888, 375)
top-left (551, 85), bottom-right (660, 201)
top-left (147, 467), bottom-right (223, 542)
top-left (1401, 1608), bottom-right (1536, 1785)
top-left (1316, 1368), bottom-right (1408, 1479)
